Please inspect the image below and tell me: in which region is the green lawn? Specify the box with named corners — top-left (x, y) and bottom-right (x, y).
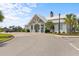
top-left (0, 33), bottom-right (13, 43)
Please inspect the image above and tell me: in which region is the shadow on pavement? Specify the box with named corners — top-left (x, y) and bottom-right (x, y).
top-left (0, 43), bottom-right (8, 47)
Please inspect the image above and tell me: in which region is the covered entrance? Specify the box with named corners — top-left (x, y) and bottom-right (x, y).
top-left (34, 24), bottom-right (40, 32)
top-left (28, 14), bottom-right (46, 33)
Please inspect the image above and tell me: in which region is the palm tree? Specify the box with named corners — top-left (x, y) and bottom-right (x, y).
top-left (0, 11), bottom-right (4, 22)
top-left (64, 14), bottom-right (76, 34)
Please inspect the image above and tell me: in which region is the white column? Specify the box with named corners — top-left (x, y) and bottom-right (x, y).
top-left (30, 26), bottom-right (31, 32)
top-left (39, 24), bottom-right (41, 32)
top-left (33, 24), bottom-right (35, 32)
top-left (44, 24), bottom-right (45, 33)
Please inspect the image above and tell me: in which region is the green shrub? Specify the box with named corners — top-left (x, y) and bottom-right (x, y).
top-left (62, 32), bottom-right (65, 34)
top-left (54, 32), bottom-right (57, 34)
top-left (71, 32), bottom-right (79, 35)
top-left (45, 29), bottom-right (50, 33)
top-left (21, 29), bottom-right (27, 32)
top-left (27, 29), bottom-right (30, 32)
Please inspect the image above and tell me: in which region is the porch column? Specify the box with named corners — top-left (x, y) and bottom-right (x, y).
top-left (39, 24), bottom-right (41, 32)
top-left (44, 24), bottom-right (45, 33)
top-left (30, 26), bottom-right (31, 32)
top-left (33, 24), bottom-right (35, 32)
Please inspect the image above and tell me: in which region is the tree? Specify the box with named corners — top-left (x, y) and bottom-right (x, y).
top-left (75, 24), bottom-right (79, 31)
top-left (9, 26), bottom-right (23, 32)
top-left (0, 11), bottom-right (4, 22)
top-left (17, 26), bottom-right (23, 32)
top-left (45, 20), bottom-right (54, 32)
top-left (0, 11), bottom-right (4, 32)
top-left (64, 14), bottom-right (77, 33)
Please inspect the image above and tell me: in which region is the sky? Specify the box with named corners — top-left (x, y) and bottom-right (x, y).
top-left (0, 3), bottom-right (79, 28)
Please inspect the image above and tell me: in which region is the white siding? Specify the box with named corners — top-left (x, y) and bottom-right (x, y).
top-left (54, 23), bottom-right (58, 33)
top-left (60, 23), bottom-right (67, 33)
top-left (54, 23), bottom-right (67, 33)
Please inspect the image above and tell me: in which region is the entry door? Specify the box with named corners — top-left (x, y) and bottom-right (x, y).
top-left (34, 24), bottom-right (39, 32)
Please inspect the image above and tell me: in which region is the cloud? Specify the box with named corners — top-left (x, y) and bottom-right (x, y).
top-left (0, 3), bottom-right (32, 18)
top-left (27, 3), bottom-right (37, 8)
top-left (5, 15), bottom-right (20, 20)
top-left (0, 3), bottom-right (37, 27)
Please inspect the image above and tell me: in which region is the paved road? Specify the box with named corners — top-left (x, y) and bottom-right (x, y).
top-left (0, 32), bottom-right (79, 56)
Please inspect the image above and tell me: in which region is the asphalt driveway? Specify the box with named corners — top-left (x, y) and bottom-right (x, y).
top-left (0, 32), bottom-right (79, 56)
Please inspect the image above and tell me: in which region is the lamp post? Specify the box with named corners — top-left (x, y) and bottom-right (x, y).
top-left (58, 13), bottom-right (61, 34)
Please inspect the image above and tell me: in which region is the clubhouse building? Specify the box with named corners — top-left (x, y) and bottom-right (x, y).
top-left (25, 12), bottom-right (79, 33)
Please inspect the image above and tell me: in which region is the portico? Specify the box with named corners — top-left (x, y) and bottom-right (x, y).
top-left (28, 14), bottom-right (46, 33)
top-left (30, 23), bottom-right (45, 32)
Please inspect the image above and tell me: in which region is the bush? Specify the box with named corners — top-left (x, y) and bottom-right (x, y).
top-left (62, 32), bottom-right (65, 34)
top-left (54, 32), bottom-right (57, 34)
top-left (21, 29), bottom-right (27, 32)
top-left (71, 32), bottom-right (79, 35)
top-left (27, 29), bottom-right (30, 32)
top-left (45, 29), bottom-right (50, 33)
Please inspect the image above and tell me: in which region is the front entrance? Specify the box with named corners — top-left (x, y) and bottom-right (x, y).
top-left (34, 24), bottom-right (39, 32)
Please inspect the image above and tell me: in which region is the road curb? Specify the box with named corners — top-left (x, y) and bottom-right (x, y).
top-left (56, 35), bottom-right (79, 38)
top-left (51, 34), bottom-right (79, 38)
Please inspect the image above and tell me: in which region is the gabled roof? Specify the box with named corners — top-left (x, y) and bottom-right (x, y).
top-left (28, 14), bottom-right (47, 25)
top-left (36, 14), bottom-right (47, 22)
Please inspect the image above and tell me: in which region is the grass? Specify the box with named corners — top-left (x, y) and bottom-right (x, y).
top-left (0, 33), bottom-right (14, 43)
